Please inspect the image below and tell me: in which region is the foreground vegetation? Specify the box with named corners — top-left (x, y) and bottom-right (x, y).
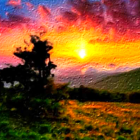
top-left (0, 100), bottom-right (140, 140)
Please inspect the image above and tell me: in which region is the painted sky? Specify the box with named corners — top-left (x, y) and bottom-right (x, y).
top-left (1, 0), bottom-right (140, 75)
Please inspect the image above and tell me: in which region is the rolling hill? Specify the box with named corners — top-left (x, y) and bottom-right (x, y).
top-left (93, 68), bottom-right (140, 93)
top-left (55, 69), bottom-right (115, 87)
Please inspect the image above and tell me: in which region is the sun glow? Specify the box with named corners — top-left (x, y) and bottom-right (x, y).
top-left (79, 49), bottom-right (86, 59)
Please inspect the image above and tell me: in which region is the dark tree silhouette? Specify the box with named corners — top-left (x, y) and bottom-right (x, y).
top-left (0, 35), bottom-right (59, 119)
top-left (0, 35), bottom-right (57, 87)
top-left (14, 35), bottom-right (57, 82)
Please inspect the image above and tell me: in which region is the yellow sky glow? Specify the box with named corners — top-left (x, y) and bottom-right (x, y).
top-left (1, 27), bottom-right (140, 71)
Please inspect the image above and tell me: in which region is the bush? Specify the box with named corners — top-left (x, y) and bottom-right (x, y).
top-left (52, 83), bottom-right (70, 101)
top-left (20, 132), bottom-right (28, 139)
top-left (119, 127), bottom-right (132, 134)
top-left (39, 124), bottom-right (52, 134)
top-left (116, 136), bottom-right (127, 140)
top-left (99, 91), bottom-right (112, 101)
top-left (129, 92), bottom-right (140, 103)
top-left (97, 135), bottom-right (105, 140)
top-left (0, 121), bottom-right (9, 133)
top-left (110, 92), bottom-right (127, 102)
top-left (68, 86), bottom-right (127, 102)
top-left (65, 136), bottom-right (71, 140)
top-left (61, 127), bottom-right (71, 135)
top-left (84, 125), bottom-right (93, 131)
top-left (68, 86), bottom-right (100, 102)
top-left (79, 129), bottom-right (86, 133)
top-left (27, 132), bottom-right (39, 140)
top-left (6, 130), bottom-right (19, 139)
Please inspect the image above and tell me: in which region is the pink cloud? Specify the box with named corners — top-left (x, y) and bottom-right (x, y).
top-left (38, 5), bottom-right (51, 19)
top-left (7, 0), bottom-right (21, 8)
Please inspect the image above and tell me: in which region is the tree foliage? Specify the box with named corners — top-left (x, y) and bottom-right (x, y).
top-left (0, 35), bottom-right (59, 119)
top-left (0, 35), bottom-right (57, 87)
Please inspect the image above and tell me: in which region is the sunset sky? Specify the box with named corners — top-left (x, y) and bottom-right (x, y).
top-left (1, 0), bottom-right (140, 75)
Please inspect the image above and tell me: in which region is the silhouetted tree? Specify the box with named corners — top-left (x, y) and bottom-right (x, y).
top-left (0, 35), bottom-right (57, 87)
top-left (0, 35), bottom-right (59, 119)
top-left (14, 35), bottom-right (57, 83)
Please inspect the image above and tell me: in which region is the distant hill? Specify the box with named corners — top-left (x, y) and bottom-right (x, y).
top-left (93, 68), bottom-right (140, 93)
top-left (55, 68), bottom-right (116, 87)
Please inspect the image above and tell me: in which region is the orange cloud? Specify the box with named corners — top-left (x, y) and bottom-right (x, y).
top-left (7, 0), bottom-right (21, 7)
top-left (38, 5), bottom-right (51, 19)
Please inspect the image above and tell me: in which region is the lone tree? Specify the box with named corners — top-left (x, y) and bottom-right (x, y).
top-left (0, 35), bottom-right (59, 118)
top-left (0, 35), bottom-right (57, 87)
top-left (14, 35), bottom-right (57, 82)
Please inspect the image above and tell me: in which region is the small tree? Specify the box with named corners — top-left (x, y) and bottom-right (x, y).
top-left (0, 35), bottom-right (57, 87)
top-left (14, 35), bottom-right (57, 83)
top-left (0, 35), bottom-right (58, 119)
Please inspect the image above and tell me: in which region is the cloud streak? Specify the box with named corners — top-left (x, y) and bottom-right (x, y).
top-left (7, 0), bottom-right (21, 8)
top-left (1, 0), bottom-right (140, 38)
top-left (38, 5), bottom-right (51, 19)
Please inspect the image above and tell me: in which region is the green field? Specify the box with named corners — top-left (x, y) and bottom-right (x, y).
top-left (0, 100), bottom-right (140, 140)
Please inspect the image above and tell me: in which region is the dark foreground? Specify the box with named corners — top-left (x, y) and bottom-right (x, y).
top-left (0, 100), bottom-right (140, 140)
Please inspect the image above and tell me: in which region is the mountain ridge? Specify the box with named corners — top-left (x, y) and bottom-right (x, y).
top-left (93, 67), bottom-right (140, 93)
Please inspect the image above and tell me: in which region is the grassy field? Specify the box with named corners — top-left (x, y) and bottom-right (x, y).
top-left (0, 100), bottom-right (140, 140)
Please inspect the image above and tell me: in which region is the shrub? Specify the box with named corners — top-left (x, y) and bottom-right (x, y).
top-left (20, 132), bottom-right (28, 139)
top-left (97, 135), bottom-right (105, 140)
top-left (68, 86), bottom-right (100, 102)
top-left (52, 83), bottom-right (70, 101)
top-left (27, 132), bottom-right (39, 140)
top-left (75, 120), bottom-right (84, 124)
top-left (110, 92), bottom-right (127, 102)
top-left (62, 117), bottom-right (69, 122)
top-left (65, 136), bottom-right (71, 140)
top-left (39, 124), bottom-right (52, 134)
top-left (68, 86), bottom-right (128, 102)
top-left (129, 92), bottom-right (140, 103)
top-left (120, 127), bottom-right (132, 134)
top-left (6, 130), bottom-right (19, 139)
top-left (116, 136), bottom-right (127, 140)
top-left (0, 121), bottom-right (9, 133)
top-left (84, 125), bottom-right (93, 131)
top-left (99, 91), bottom-right (112, 101)
top-left (60, 127), bottom-right (71, 135)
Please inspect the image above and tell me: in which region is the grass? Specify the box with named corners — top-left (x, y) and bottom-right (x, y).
top-left (94, 68), bottom-right (140, 93)
top-left (0, 100), bottom-right (140, 140)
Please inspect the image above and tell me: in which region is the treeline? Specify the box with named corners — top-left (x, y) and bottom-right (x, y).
top-left (1, 83), bottom-right (140, 116)
top-left (67, 85), bottom-right (140, 103)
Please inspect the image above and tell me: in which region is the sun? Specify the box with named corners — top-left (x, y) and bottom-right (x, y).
top-left (79, 49), bottom-right (86, 59)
